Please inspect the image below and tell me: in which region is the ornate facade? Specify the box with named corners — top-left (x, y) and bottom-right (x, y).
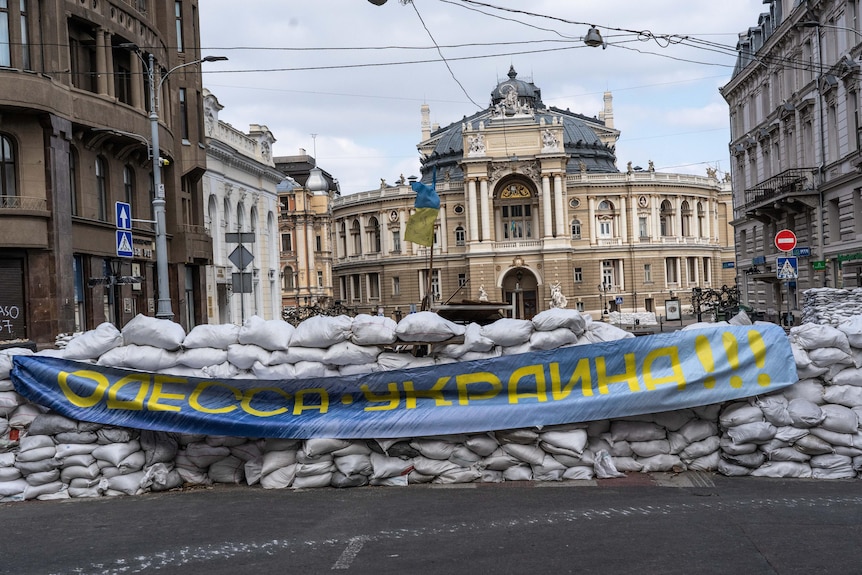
top-left (202, 89), bottom-right (283, 324)
top-left (723, 0), bottom-right (862, 316)
top-left (330, 68), bottom-right (735, 321)
top-left (0, 0), bottom-right (211, 344)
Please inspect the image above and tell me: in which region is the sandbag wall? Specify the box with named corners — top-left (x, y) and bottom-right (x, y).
top-left (0, 307), bottom-right (860, 502)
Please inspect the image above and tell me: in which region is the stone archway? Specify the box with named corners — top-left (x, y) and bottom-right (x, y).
top-left (502, 266), bottom-right (537, 320)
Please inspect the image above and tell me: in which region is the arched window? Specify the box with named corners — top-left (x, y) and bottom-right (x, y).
top-left (697, 201), bottom-right (706, 237)
top-left (570, 219), bottom-right (581, 239)
top-left (455, 225), bottom-right (465, 246)
top-left (123, 165), bottom-right (134, 206)
top-left (95, 156), bottom-right (108, 221)
top-left (660, 200), bottom-right (674, 236)
top-left (368, 216), bottom-right (381, 253)
top-left (339, 221), bottom-right (347, 255)
top-left (283, 266), bottom-right (295, 290)
top-left (222, 198), bottom-right (231, 229)
top-left (351, 219), bottom-right (362, 255)
top-left (236, 202), bottom-right (245, 231)
top-left (0, 134), bottom-right (17, 202)
top-left (499, 181), bottom-right (535, 240)
top-left (680, 200), bottom-right (692, 237)
top-left (596, 200), bottom-right (615, 238)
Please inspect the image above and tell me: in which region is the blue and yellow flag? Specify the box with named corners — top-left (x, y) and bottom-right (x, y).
top-left (404, 170), bottom-right (439, 247)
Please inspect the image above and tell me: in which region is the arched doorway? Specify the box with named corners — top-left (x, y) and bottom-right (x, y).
top-left (503, 267), bottom-right (537, 319)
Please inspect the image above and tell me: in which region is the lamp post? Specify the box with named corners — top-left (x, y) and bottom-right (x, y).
top-left (122, 44), bottom-right (227, 319)
top-left (597, 282), bottom-right (609, 319)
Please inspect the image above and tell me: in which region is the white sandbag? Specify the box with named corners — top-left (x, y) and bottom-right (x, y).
top-left (585, 321), bottom-right (634, 342)
top-left (687, 451), bottom-right (720, 472)
top-left (350, 314), bottom-right (398, 346)
top-left (788, 398), bottom-right (825, 427)
top-left (237, 316), bottom-right (294, 351)
top-left (610, 420), bottom-right (666, 442)
top-left (177, 347), bottom-right (228, 369)
top-left (23, 469), bottom-right (60, 485)
top-left (692, 403), bottom-right (723, 421)
top-left (10, 403), bottom-right (46, 428)
top-left (0, 390), bottom-right (24, 417)
top-left (410, 439), bottom-right (455, 460)
top-left (794, 434), bottom-right (835, 455)
top-left (209, 455), bottom-right (246, 484)
top-left (269, 347), bottom-right (328, 365)
top-left (639, 454), bottom-right (684, 472)
top-left (629, 439), bottom-right (671, 458)
top-left (500, 342), bottom-right (534, 356)
top-left (0, 377), bottom-right (13, 392)
top-left (291, 315), bottom-right (353, 348)
top-left (539, 429), bottom-right (588, 455)
top-left (183, 443), bottom-right (231, 468)
top-left (0, 478), bottom-right (27, 497)
top-left (260, 463), bottom-right (296, 489)
top-left (593, 449), bottom-right (625, 478)
top-left (24, 481), bottom-right (67, 500)
top-left (369, 452), bottom-right (413, 479)
top-left (92, 441), bottom-right (141, 467)
top-left (756, 396), bottom-right (792, 427)
top-left (201, 361), bottom-right (240, 380)
top-left (823, 385), bottom-right (862, 408)
top-left (60, 454), bottom-right (96, 468)
top-left (720, 402), bottom-right (764, 428)
top-left (480, 469), bottom-right (504, 483)
top-left (228, 440), bottom-right (264, 462)
top-left (531, 308), bottom-right (587, 334)
top-left (530, 454), bottom-right (567, 481)
top-left (722, 451), bottom-right (765, 468)
top-left (728, 310), bottom-right (753, 326)
top-left (60, 463), bottom-right (101, 482)
top-left (16, 446), bottom-right (57, 463)
top-left (502, 464), bottom-right (533, 481)
top-left (145, 462), bottom-right (184, 492)
top-left (174, 454), bottom-right (210, 485)
top-left (28, 413), bottom-right (78, 436)
top-left (652, 409), bottom-right (696, 432)
top-left (117, 451), bottom-right (145, 474)
top-left (63, 322), bottom-right (123, 360)
top-left (293, 361), bottom-right (339, 379)
top-left (495, 428), bottom-right (539, 445)
top-left (774, 426), bottom-right (810, 444)
top-left (339, 363), bottom-right (379, 376)
top-left (808, 346), bottom-right (853, 368)
top-left (122, 314), bottom-right (185, 350)
top-left (55, 443), bottom-right (98, 460)
top-left (808, 427), bottom-right (862, 449)
top-left (717, 459), bottom-right (751, 476)
top-left (480, 318), bottom-right (534, 347)
top-left (97, 427), bottom-right (135, 444)
top-left (819, 404), bottom-right (860, 434)
top-left (261, 449), bottom-right (298, 477)
top-left (482, 448), bottom-right (521, 471)
top-left (182, 323), bottom-right (240, 350)
top-left (334, 454), bottom-right (372, 476)
top-left (377, 352), bottom-right (433, 371)
top-left (750, 461), bottom-right (812, 478)
top-left (680, 436), bottom-right (720, 461)
top-left (322, 341), bottom-right (380, 367)
top-left (831, 366), bottom-right (862, 387)
top-left (331, 472), bottom-right (369, 488)
top-left (764, 446), bottom-right (810, 463)
top-left (790, 323), bottom-right (851, 354)
top-left (811, 466), bottom-right (857, 479)
top-left (411, 456), bottom-right (461, 478)
top-left (668, 420), bottom-right (718, 453)
top-left (18, 434), bottom-right (54, 452)
top-left (501, 443), bottom-right (546, 465)
top-left (610, 456), bottom-right (643, 472)
top-left (464, 434), bottom-right (498, 457)
top-left (104, 344), bottom-right (180, 372)
top-left (0, 347), bottom-right (33, 379)
top-left (304, 439), bottom-right (351, 458)
top-left (226, 343), bottom-right (272, 371)
top-left (837, 316), bottom-right (862, 348)
top-left (292, 472), bottom-right (334, 489)
top-left (251, 361), bottom-right (297, 379)
top-left (726, 422), bottom-right (776, 444)
top-left (529, 328), bottom-right (578, 350)
top-left (332, 442), bottom-right (372, 457)
top-left (394, 312), bottom-right (465, 343)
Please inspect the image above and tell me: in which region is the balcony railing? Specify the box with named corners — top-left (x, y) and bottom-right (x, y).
top-left (743, 168), bottom-right (814, 210)
top-left (0, 195), bottom-right (47, 210)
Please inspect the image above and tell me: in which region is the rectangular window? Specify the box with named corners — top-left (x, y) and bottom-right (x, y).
top-left (179, 88), bottom-right (189, 141)
top-left (281, 233), bottom-right (292, 252)
top-left (458, 273), bottom-right (467, 287)
top-left (455, 227), bottom-right (465, 246)
top-left (687, 257), bottom-right (698, 284)
top-left (574, 267), bottom-right (583, 283)
top-left (599, 220), bottom-right (611, 237)
top-left (19, 0), bottom-right (29, 70)
top-left (175, 1), bottom-right (184, 53)
top-left (0, 1), bottom-right (9, 68)
top-left (392, 231), bottom-right (401, 253)
top-left (369, 273), bottom-right (380, 299)
top-left (392, 276), bottom-right (400, 296)
top-left (576, 301), bottom-right (585, 312)
top-left (571, 220), bottom-right (581, 239)
top-left (644, 263), bottom-right (652, 283)
top-left (639, 217), bottom-right (649, 238)
top-left (702, 257), bottom-right (712, 284)
top-left (315, 234), bottom-right (322, 252)
top-left (666, 258), bottom-right (678, 283)
top-left (317, 271), bottom-right (323, 288)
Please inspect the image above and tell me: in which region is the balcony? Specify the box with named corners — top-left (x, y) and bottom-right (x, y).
top-left (173, 224), bottom-right (213, 263)
top-left (742, 168), bottom-right (819, 223)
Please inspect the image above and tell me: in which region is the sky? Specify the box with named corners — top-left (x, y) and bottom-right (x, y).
top-left (198, 0), bottom-right (765, 195)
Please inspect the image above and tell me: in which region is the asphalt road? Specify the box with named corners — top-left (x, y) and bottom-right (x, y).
top-left (2, 472), bottom-right (861, 575)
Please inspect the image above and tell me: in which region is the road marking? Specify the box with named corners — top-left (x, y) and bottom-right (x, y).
top-left (332, 536), bottom-right (369, 570)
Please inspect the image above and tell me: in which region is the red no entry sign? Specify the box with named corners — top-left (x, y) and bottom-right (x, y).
top-left (775, 229), bottom-right (797, 252)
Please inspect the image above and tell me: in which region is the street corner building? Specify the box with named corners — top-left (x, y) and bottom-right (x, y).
top-left (0, 1), bottom-right (212, 345)
top-left (326, 66), bottom-right (736, 322)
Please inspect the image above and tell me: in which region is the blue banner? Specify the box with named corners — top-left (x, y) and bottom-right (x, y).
top-left (11, 325), bottom-right (797, 439)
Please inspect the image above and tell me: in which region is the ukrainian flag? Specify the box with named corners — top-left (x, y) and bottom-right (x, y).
top-left (404, 171), bottom-right (439, 247)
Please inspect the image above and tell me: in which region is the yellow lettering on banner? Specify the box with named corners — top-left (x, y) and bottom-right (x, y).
top-left (190, 381), bottom-right (241, 414)
top-left (362, 383), bottom-right (401, 411)
top-left (293, 388), bottom-right (329, 415)
top-left (58, 370), bottom-right (110, 408)
top-left (146, 375), bottom-right (187, 412)
top-left (456, 372), bottom-right (501, 405)
top-left (595, 353), bottom-right (640, 395)
top-left (642, 346), bottom-right (687, 391)
top-left (242, 387), bottom-right (291, 417)
top-left (403, 377), bottom-right (454, 408)
top-left (550, 360), bottom-right (593, 398)
top-left (106, 374), bottom-right (150, 410)
top-left (507, 365), bottom-right (546, 404)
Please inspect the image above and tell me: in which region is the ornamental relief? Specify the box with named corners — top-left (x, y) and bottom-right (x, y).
top-left (489, 159), bottom-right (540, 185)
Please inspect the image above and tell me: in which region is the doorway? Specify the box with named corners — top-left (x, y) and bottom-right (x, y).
top-left (503, 267), bottom-right (537, 320)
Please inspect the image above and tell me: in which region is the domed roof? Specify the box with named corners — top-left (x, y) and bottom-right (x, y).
top-left (419, 69), bottom-right (618, 182)
top-left (490, 66), bottom-right (543, 109)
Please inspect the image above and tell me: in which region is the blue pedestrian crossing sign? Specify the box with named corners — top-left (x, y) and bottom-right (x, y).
top-left (116, 230), bottom-right (134, 258)
top-left (614, 296), bottom-right (624, 305)
top-left (116, 201), bottom-right (131, 230)
top-left (777, 256), bottom-right (798, 280)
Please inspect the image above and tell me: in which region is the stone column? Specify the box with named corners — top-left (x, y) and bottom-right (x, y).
top-left (588, 196), bottom-right (597, 244)
top-left (467, 178), bottom-right (479, 242)
top-left (542, 175), bottom-right (552, 237)
top-left (553, 174), bottom-right (565, 236)
top-left (480, 178), bottom-right (491, 242)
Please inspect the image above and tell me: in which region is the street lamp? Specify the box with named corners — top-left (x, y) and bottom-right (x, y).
top-left (121, 44), bottom-right (227, 319)
top-left (597, 282), bottom-right (609, 318)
